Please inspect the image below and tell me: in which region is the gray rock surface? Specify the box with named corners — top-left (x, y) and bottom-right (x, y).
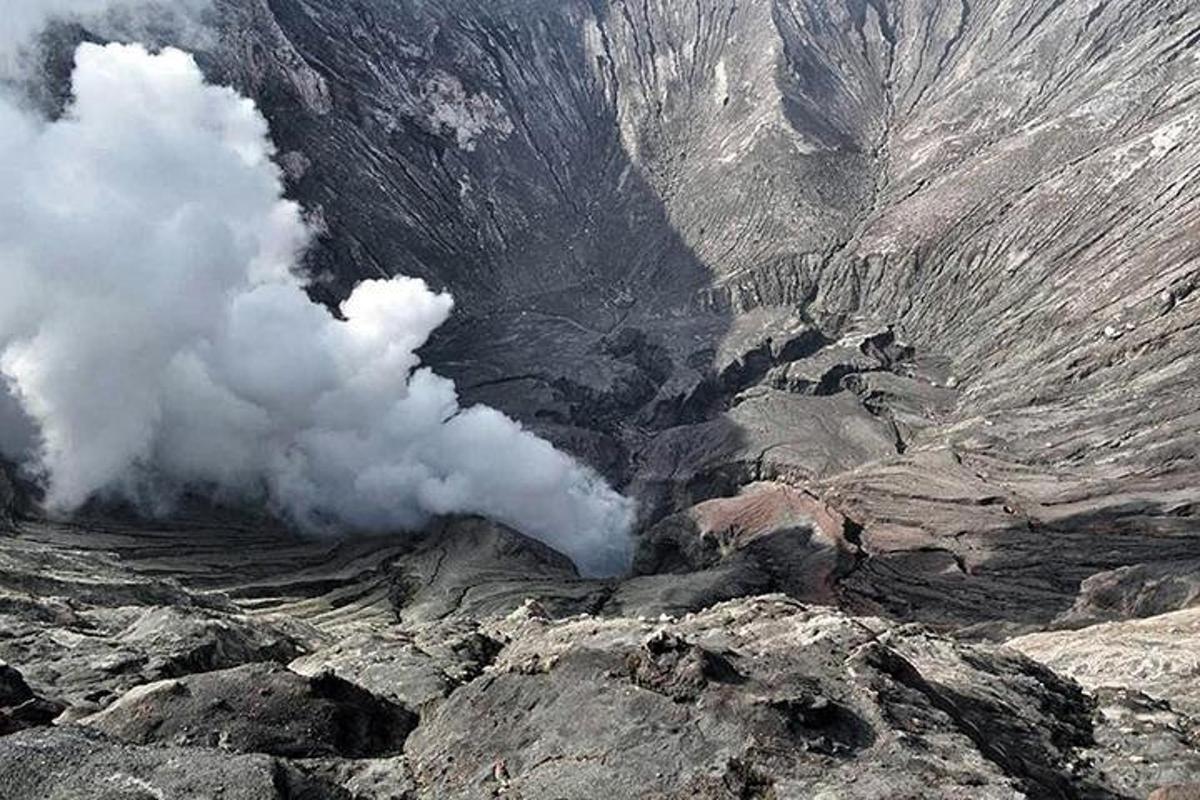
top-left (7, 0), bottom-right (1200, 796)
top-left (0, 726), bottom-right (348, 800)
top-left (81, 661), bottom-right (416, 758)
top-left (0, 662), bottom-right (62, 736)
top-left (408, 595), bottom-right (1113, 799)
top-left (289, 621), bottom-right (500, 710)
top-left (1087, 689), bottom-right (1200, 800)
top-left (0, 513), bottom-right (1193, 798)
top-left (1011, 607), bottom-right (1200, 719)
top-left (1054, 562), bottom-right (1200, 629)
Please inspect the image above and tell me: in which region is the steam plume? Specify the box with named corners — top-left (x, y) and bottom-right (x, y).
top-left (0, 36), bottom-right (633, 576)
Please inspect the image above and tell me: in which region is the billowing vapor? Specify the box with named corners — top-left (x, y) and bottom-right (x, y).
top-left (1, 0), bottom-right (210, 78)
top-left (3, 1), bottom-right (141, 55)
top-left (0, 41), bottom-right (634, 576)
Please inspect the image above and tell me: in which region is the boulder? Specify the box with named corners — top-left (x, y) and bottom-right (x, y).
top-left (0, 662), bottom-right (62, 735)
top-left (407, 595), bottom-right (1116, 799)
top-left (82, 662), bottom-right (416, 758)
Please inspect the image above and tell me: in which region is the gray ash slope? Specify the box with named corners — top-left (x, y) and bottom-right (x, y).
top-left (4, 0), bottom-right (1200, 798)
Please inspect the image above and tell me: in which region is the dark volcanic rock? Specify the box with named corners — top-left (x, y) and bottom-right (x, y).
top-left (0, 726), bottom-right (348, 800)
top-left (633, 481), bottom-right (858, 605)
top-left (0, 467), bottom-right (14, 529)
top-left (0, 516), bottom-right (1195, 798)
top-left (1086, 689), bottom-right (1200, 800)
top-left (0, 663), bottom-right (62, 736)
top-left (630, 389), bottom-right (900, 524)
top-left (289, 620), bottom-right (503, 711)
top-left (0, 664), bottom-right (33, 709)
top-left (407, 595), bottom-right (1118, 799)
top-left (9, 0), bottom-right (1200, 796)
top-left (81, 662), bottom-right (416, 758)
top-left (1055, 561), bottom-right (1200, 628)
top-left (386, 517), bottom-right (610, 624)
top-left (0, 596), bottom-right (308, 710)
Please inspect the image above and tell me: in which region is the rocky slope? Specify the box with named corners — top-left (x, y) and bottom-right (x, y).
top-left (4, 0), bottom-right (1200, 797)
top-left (1, 513), bottom-right (1198, 799)
top-left (159, 0), bottom-right (1200, 631)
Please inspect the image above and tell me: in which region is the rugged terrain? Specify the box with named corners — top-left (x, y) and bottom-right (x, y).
top-left (3, 0), bottom-right (1200, 797)
top-left (181, 0), bottom-right (1200, 631)
top-left (2, 514), bottom-right (1200, 798)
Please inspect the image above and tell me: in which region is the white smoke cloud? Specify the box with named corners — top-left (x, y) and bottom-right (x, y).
top-left (1, 0), bottom-right (211, 80)
top-left (2, 1), bottom-right (141, 55)
top-left (0, 41), bottom-right (634, 576)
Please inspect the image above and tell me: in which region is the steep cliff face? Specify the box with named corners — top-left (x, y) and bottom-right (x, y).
top-left (170, 0), bottom-right (1200, 629)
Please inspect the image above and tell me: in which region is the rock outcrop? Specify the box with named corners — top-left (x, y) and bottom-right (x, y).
top-left (1011, 607), bottom-right (1200, 719)
top-left (0, 663), bottom-right (62, 736)
top-left (0, 727), bottom-right (349, 800)
top-left (81, 662), bottom-right (417, 758)
top-left (0, 515), bottom-right (1194, 798)
top-left (408, 594), bottom-right (1115, 799)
